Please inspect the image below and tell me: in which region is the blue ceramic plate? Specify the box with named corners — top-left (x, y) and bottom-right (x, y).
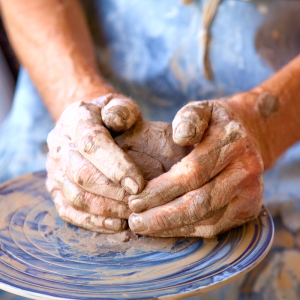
top-left (0, 172), bottom-right (273, 300)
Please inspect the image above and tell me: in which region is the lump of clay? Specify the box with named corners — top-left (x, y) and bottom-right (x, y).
top-left (123, 149), bottom-right (165, 181)
top-left (114, 122), bottom-right (193, 180)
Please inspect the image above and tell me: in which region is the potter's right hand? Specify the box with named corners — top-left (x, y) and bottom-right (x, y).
top-left (46, 94), bottom-right (144, 233)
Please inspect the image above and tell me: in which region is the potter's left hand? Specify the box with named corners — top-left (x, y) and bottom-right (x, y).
top-left (128, 96), bottom-right (264, 237)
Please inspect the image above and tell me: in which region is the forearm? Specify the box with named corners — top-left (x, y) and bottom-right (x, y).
top-left (224, 54), bottom-right (300, 170)
top-left (0, 0), bottom-right (113, 121)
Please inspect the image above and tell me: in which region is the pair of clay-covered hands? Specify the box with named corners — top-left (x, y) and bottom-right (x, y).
top-left (46, 93), bottom-right (263, 238)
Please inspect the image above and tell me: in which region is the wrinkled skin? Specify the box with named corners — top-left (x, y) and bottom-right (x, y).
top-left (47, 94), bottom-right (264, 238)
top-left (47, 116), bottom-right (193, 233)
top-left (46, 93), bottom-right (144, 233)
top-left (129, 100), bottom-right (264, 238)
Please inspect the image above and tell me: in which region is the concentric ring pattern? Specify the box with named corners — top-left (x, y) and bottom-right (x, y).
top-left (0, 172), bottom-right (274, 300)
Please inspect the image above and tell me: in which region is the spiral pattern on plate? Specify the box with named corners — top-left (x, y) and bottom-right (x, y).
top-left (0, 172), bottom-right (274, 300)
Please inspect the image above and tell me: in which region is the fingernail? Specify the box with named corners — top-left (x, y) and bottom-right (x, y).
top-left (129, 214), bottom-right (148, 232)
top-left (121, 177), bottom-right (139, 194)
top-left (129, 199), bottom-right (148, 213)
top-left (175, 122), bottom-right (195, 139)
top-left (104, 218), bottom-right (124, 231)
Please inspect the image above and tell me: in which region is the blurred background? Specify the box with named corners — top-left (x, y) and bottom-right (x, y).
top-left (0, 15), bottom-right (18, 126)
top-left (0, 14), bottom-right (25, 300)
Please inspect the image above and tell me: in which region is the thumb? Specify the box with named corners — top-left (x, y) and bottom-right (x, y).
top-left (95, 94), bottom-right (142, 132)
top-left (172, 101), bottom-right (212, 146)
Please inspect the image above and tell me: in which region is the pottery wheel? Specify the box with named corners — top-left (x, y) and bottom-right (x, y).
top-left (0, 172), bottom-right (274, 300)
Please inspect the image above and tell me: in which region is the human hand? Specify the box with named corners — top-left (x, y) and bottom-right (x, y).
top-left (46, 93), bottom-right (144, 234)
top-left (128, 97), bottom-right (264, 238)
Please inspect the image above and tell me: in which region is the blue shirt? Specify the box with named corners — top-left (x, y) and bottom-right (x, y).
top-left (82, 0), bottom-right (300, 122)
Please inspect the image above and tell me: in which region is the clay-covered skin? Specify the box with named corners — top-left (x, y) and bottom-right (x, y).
top-left (255, 92), bottom-right (279, 118)
top-left (172, 101), bottom-right (213, 146)
top-left (129, 101), bottom-right (264, 238)
top-left (3, 0), bottom-right (300, 239)
top-left (115, 122), bottom-right (193, 171)
top-left (46, 94), bottom-right (144, 234)
top-left (102, 95), bottom-right (142, 132)
top-left (47, 117), bottom-right (193, 233)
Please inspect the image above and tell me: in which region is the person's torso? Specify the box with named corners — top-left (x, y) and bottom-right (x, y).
top-left (82, 0), bottom-right (300, 122)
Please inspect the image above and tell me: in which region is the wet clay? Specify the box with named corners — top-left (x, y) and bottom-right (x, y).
top-left (114, 121), bottom-right (193, 172)
top-left (255, 92), bottom-right (279, 118)
top-left (128, 102), bottom-right (264, 238)
top-left (124, 149), bottom-right (165, 181)
top-left (101, 94), bottom-right (143, 132)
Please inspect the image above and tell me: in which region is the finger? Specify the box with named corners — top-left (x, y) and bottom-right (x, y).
top-left (47, 129), bottom-right (129, 201)
top-left (129, 110), bottom-right (248, 212)
top-left (129, 167), bottom-right (250, 234)
top-left (65, 150), bottom-right (127, 201)
top-left (71, 101), bottom-right (144, 194)
top-left (65, 149), bottom-right (164, 198)
top-left (99, 94), bottom-right (142, 132)
top-left (146, 206), bottom-right (229, 238)
top-left (51, 189), bottom-right (126, 233)
top-left (48, 132), bottom-right (159, 200)
top-left (146, 181), bottom-right (263, 238)
top-left (59, 176), bottom-right (131, 219)
top-left (172, 101), bottom-right (212, 146)
top-left (46, 175), bottom-right (60, 196)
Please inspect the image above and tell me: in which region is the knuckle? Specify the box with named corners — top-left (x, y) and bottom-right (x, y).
top-left (194, 189), bottom-right (212, 214)
top-left (69, 191), bottom-right (86, 210)
top-left (81, 135), bottom-right (98, 154)
top-left (76, 127), bottom-right (105, 154)
top-left (73, 163), bottom-right (93, 187)
top-left (166, 213), bottom-right (182, 227)
top-left (61, 179), bottom-right (87, 210)
top-left (154, 214), bottom-right (169, 230)
top-left (177, 172), bottom-right (199, 193)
